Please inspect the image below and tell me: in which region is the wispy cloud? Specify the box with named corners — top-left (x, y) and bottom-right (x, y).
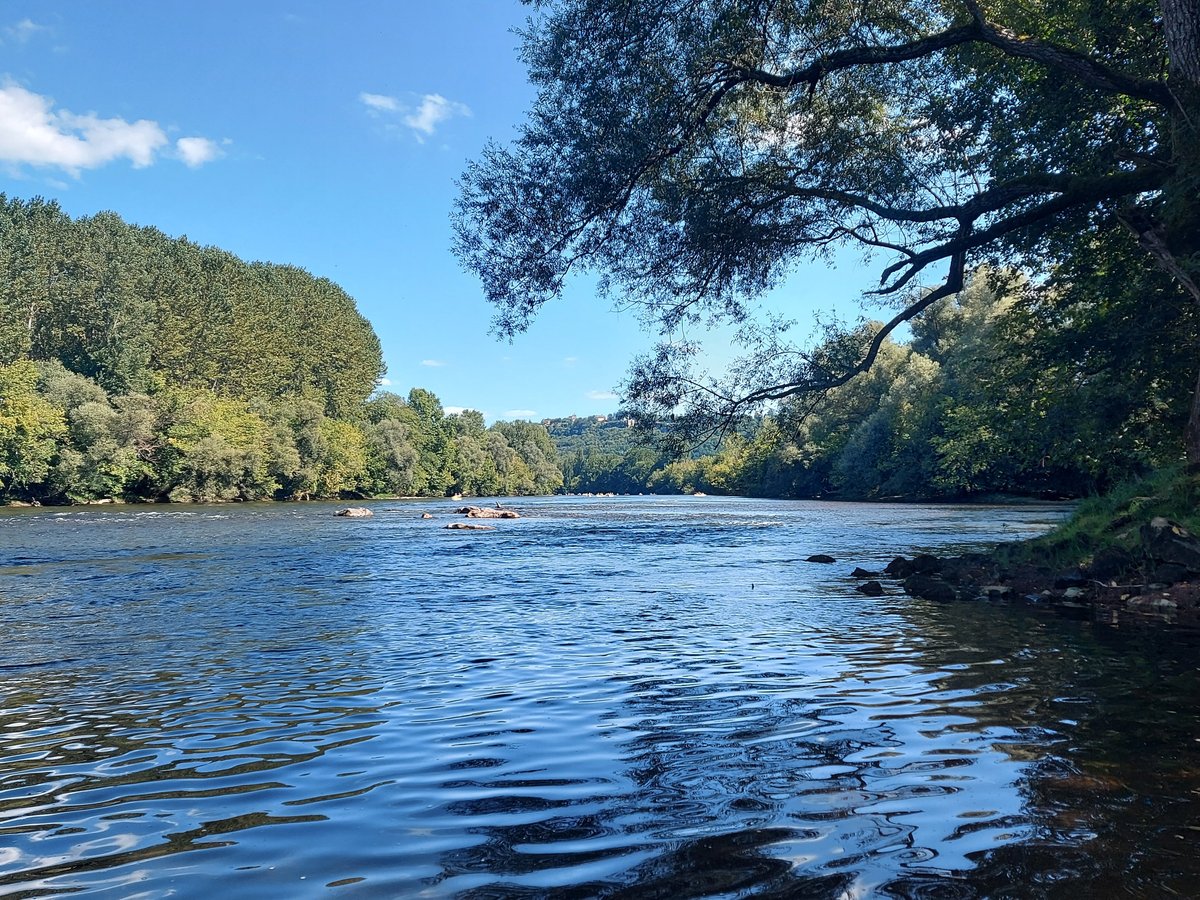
top-left (443, 406), bottom-right (467, 416)
top-left (376, 377), bottom-right (392, 387)
top-left (420, 359), bottom-right (446, 368)
top-left (504, 409), bottom-right (537, 419)
top-left (360, 90), bottom-right (471, 142)
top-left (175, 136), bottom-right (223, 168)
top-left (5, 18), bottom-right (46, 43)
top-left (0, 82), bottom-right (219, 175)
top-left (587, 390), bottom-right (618, 401)
top-left (563, 356), bottom-right (578, 366)
top-left (359, 92), bottom-right (399, 112)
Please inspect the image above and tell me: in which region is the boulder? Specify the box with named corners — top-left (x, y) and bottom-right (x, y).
top-left (806, 554), bottom-right (837, 564)
top-left (1085, 545), bottom-right (1137, 581)
top-left (1149, 562), bottom-right (1190, 585)
top-left (884, 556), bottom-right (915, 578)
top-left (903, 574), bottom-right (958, 603)
top-left (457, 506), bottom-right (521, 519)
top-left (335, 507), bottom-right (373, 518)
top-left (1142, 517), bottom-right (1200, 572)
top-left (445, 522), bottom-right (495, 530)
top-left (855, 580), bottom-right (885, 596)
top-left (911, 554), bottom-right (943, 575)
top-left (851, 567), bottom-right (880, 579)
top-left (421, 513), bottom-right (435, 519)
top-left (980, 584), bottom-right (1013, 599)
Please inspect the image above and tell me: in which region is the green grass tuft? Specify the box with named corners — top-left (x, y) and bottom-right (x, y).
top-left (996, 465), bottom-right (1200, 572)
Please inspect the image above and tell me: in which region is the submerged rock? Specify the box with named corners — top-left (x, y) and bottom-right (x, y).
top-left (851, 567), bottom-right (880, 578)
top-left (806, 554), bottom-right (837, 564)
top-left (884, 556), bottom-right (914, 578)
top-left (421, 513), bottom-right (434, 519)
top-left (855, 580), bottom-right (885, 596)
top-left (335, 507), bottom-right (373, 518)
top-left (445, 522), bottom-right (495, 531)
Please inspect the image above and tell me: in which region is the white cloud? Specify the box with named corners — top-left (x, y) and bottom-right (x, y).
top-left (420, 359), bottom-right (446, 367)
top-left (176, 136), bottom-right (222, 168)
top-left (0, 82), bottom-right (217, 175)
top-left (504, 409), bottom-right (537, 419)
top-left (443, 406), bottom-right (467, 416)
top-left (587, 390), bottom-right (618, 401)
top-left (403, 93), bottom-right (471, 141)
top-left (359, 92), bottom-right (399, 112)
top-left (563, 356), bottom-right (578, 366)
top-left (376, 377), bottom-right (392, 387)
top-left (6, 19), bottom-right (46, 43)
top-left (360, 90), bottom-right (471, 143)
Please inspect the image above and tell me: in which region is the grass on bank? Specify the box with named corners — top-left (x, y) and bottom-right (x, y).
top-left (997, 465), bottom-right (1200, 571)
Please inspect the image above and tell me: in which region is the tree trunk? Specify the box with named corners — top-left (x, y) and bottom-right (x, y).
top-left (1188, 366), bottom-right (1200, 468)
top-left (1161, 0), bottom-right (1200, 85)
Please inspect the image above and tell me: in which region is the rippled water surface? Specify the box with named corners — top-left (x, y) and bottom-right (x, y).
top-left (3, 496), bottom-right (1200, 898)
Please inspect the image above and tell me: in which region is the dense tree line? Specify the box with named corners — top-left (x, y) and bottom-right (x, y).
top-left (554, 269), bottom-right (1194, 500)
top-left (0, 196), bottom-right (562, 504)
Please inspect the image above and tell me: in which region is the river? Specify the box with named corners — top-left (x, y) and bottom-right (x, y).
top-left (1, 496), bottom-right (1198, 898)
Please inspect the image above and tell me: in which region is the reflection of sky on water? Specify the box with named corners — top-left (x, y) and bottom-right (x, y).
top-left (5, 496), bottom-right (1199, 897)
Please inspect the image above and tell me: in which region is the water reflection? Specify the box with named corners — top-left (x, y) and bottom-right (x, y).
top-left (4, 497), bottom-right (1199, 896)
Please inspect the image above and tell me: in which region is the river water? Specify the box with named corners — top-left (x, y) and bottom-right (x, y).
top-left (1, 496), bottom-right (1199, 898)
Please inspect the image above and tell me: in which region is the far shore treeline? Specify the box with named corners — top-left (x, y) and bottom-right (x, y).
top-left (0, 195), bottom-right (562, 504)
top-left (1, 194), bottom-right (1192, 507)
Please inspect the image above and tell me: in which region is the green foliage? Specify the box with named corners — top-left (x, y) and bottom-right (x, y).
top-left (0, 360), bottom-right (66, 497)
top-left (0, 195), bottom-right (564, 506)
top-left (0, 195), bottom-right (384, 407)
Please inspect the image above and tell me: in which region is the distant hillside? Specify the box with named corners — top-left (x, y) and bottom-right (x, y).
top-left (541, 414), bottom-right (639, 456)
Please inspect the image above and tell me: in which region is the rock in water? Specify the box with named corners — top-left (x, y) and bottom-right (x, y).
top-left (445, 522), bottom-right (495, 530)
top-left (456, 506), bottom-right (521, 519)
top-left (903, 574), bottom-right (957, 603)
top-left (335, 507), bottom-right (373, 518)
top-left (421, 513), bottom-right (434, 519)
top-left (851, 567), bottom-right (880, 578)
top-left (806, 554), bottom-right (837, 564)
top-left (855, 580), bottom-right (885, 596)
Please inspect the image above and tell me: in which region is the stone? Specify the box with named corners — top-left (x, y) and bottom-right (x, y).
top-left (1149, 562), bottom-right (1190, 585)
top-left (903, 574), bottom-right (957, 603)
top-left (1085, 545), bottom-right (1137, 581)
top-left (981, 584), bottom-right (1013, 599)
top-left (806, 554), bottom-right (837, 564)
top-left (1142, 517), bottom-right (1200, 572)
top-left (445, 522), bottom-right (495, 530)
top-left (1062, 586), bottom-right (1087, 600)
top-left (421, 513), bottom-right (434, 519)
top-left (911, 554), bottom-right (943, 575)
top-left (855, 580), bottom-right (885, 596)
top-left (851, 567), bottom-right (880, 578)
top-left (1053, 570), bottom-right (1088, 589)
top-left (335, 507), bottom-right (373, 518)
top-left (884, 556), bottom-right (915, 578)
top-left (457, 506), bottom-right (521, 519)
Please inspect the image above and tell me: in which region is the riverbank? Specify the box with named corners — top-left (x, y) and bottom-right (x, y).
top-left (882, 466), bottom-right (1200, 628)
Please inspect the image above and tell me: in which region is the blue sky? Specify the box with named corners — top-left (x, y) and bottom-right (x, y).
top-left (0, 1), bottom-right (878, 421)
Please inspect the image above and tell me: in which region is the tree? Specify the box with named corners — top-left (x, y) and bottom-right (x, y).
top-left (456, 0), bottom-right (1200, 459)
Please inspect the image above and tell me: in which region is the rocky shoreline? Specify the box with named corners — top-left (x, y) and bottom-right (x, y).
top-left (872, 516), bottom-right (1200, 628)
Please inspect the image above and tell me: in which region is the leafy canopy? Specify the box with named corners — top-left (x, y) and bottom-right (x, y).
top-left (455, 0), bottom-right (1196, 442)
